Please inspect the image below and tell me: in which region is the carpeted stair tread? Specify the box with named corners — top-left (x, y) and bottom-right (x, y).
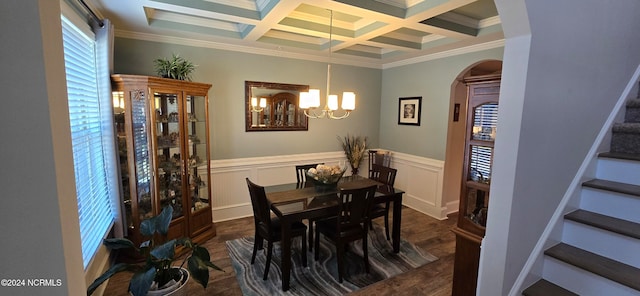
top-left (627, 99), bottom-right (640, 107)
top-left (522, 279), bottom-right (577, 296)
top-left (625, 99), bottom-right (640, 122)
top-left (612, 122), bottom-right (640, 133)
top-left (611, 123), bottom-right (640, 153)
top-left (565, 209), bottom-right (640, 239)
top-left (582, 179), bottom-right (640, 197)
top-left (545, 243), bottom-right (640, 291)
top-left (599, 151), bottom-right (640, 162)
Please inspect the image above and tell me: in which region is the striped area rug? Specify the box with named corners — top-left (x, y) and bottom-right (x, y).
top-left (226, 225), bottom-right (438, 295)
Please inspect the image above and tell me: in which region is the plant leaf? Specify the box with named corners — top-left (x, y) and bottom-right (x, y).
top-left (192, 245), bottom-right (223, 271)
top-left (86, 263), bottom-right (130, 295)
top-left (140, 240), bottom-right (150, 249)
top-left (102, 238), bottom-right (135, 250)
top-left (150, 239), bottom-right (176, 260)
top-left (156, 206), bottom-right (173, 235)
top-left (139, 216), bottom-right (156, 237)
top-left (129, 266), bottom-right (156, 296)
top-left (191, 245), bottom-right (210, 261)
top-left (187, 256), bottom-right (209, 288)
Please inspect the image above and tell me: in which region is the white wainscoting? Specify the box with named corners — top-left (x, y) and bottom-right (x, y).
top-left (209, 151), bottom-right (450, 222)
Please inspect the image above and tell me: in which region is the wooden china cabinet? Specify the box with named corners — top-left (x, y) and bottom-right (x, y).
top-left (451, 74), bottom-right (500, 296)
top-left (112, 74), bottom-right (216, 249)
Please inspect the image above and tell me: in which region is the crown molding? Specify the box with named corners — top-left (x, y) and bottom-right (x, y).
top-left (115, 30), bottom-right (384, 69)
top-left (115, 29), bottom-right (504, 70)
top-left (382, 39), bottom-right (505, 69)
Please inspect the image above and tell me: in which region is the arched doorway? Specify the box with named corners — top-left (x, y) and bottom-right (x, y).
top-left (442, 61), bottom-right (502, 212)
top-left (442, 60), bottom-right (502, 296)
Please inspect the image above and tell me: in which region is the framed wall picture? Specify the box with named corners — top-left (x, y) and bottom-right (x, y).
top-left (398, 97), bottom-right (422, 126)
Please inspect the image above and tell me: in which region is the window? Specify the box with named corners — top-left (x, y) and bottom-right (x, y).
top-left (470, 103), bottom-right (498, 181)
top-left (61, 13), bottom-right (117, 269)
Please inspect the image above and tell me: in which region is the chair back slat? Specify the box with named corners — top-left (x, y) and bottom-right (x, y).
top-left (370, 164), bottom-right (397, 187)
top-left (295, 163), bottom-right (322, 183)
top-left (336, 185), bottom-right (378, 230)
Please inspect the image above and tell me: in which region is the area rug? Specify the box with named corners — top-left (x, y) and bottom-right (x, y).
top-left (226, 225), bottom-right (438, 295)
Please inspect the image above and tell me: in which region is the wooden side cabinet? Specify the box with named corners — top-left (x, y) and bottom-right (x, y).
top-left (452, 74), bottom-right (500, 296)
top-left (112, 74), bottom-right (216, 248)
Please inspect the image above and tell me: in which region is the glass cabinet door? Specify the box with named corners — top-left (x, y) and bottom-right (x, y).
top-left (185, 94), bottom-right (210, 213)
top-left (461, 99), bottom-right (498, 232)
top-left (129, 90), bottom-right (154, 223)
top-left (153, 92), bottom-right (184, 220)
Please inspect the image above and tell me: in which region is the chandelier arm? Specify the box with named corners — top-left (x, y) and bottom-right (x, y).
top-left (304, 108), bottom-right (327, 119)
top-left (327, 110), bottom-right (350, 120)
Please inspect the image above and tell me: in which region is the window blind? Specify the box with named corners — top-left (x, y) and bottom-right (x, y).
top-left (470, 103), bottom-right (498, 181)
top-left (61, 15), bottom-right (116, 269)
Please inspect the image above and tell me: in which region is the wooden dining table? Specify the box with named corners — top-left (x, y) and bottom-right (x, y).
top-left (265, 175), bottom-right (405, 291)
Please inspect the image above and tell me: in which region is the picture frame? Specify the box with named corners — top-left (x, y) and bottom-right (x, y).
top-left (398, 97), bottom-right (422, 126)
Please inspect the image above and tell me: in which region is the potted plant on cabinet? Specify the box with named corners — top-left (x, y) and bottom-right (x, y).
top-left (153, 53), bottom-right (196, 81)
top-left (87, 206), bottom-right (222, 296)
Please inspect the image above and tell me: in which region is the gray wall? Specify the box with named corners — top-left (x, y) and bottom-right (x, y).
top-left (380, 48), bottom-right (504, 160)
top-left (114, 38), bottom-right (382, 160)
top-left (479, 0), bottom-right (640, 295)
top-left (114, 38), bottom-right (504, 163)
top-left (0, 0), bottom-right (84, 295)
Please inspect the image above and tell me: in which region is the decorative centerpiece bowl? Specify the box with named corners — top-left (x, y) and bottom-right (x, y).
top-left (306, 164), bottom-right (346, 192)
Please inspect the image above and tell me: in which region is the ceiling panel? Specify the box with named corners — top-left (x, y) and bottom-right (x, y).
top-left (90, 0), bottom-right (502, 67)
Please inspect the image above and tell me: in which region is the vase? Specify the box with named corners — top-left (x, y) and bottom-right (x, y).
top-left (145, 267), bottom-right (189, 296)
top-left (351, 167), bottom-right (359, 176)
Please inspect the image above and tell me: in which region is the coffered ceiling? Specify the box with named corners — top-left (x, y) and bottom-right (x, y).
top-left (90, 0), bottom-right (502, 68)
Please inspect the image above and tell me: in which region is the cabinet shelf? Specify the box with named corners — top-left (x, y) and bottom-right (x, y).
top-left (465, 180), bottom-right (490, 191)
top-left (112, 74), bottom-right (216, 247)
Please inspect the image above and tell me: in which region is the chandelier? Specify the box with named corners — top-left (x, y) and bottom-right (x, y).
top-left (299, 10), bottom-right (355, 119)
top-left (250, 97), bottom-right (266, 112)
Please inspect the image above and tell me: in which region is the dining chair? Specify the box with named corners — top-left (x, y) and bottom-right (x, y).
top-left (295, 163), bottom-right (324, 251)
top-left (246, 178), bottom-right (307, 280)
top-left (295, 163), bottom-right (322, 183)
top-left (368, 164), bottom-right (397, 240)
top-left (368, 150), bottom-right (391, 178)
top-left (314, 184), bottom-right (378, 283)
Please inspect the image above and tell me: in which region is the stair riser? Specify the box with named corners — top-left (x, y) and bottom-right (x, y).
top-left (625, 107), bottom-right (640, 123)
top-left (595, 158), bottom-right (640, 186)
top-left (579, 188), bottom-right (640, 224)
top-left (563, 221), bottom-right (640, 268)
top-left (543, 258), bottom-right (640, 296)
top-left (611, 133), bottom-right (640, 154)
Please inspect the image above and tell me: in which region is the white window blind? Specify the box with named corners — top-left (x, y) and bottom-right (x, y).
top-left (470, 103), bottom-right (498, 181)
top-left (61, 15), bottom-right (116, 269)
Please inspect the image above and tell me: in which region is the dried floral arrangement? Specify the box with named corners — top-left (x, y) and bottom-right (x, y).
top-left (306, 164), bottom-right (346, 184)
top-left (337, 134), bottom-right (367, 175)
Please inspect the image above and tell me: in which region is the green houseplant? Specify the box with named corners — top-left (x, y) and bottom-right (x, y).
top-left (153, 53), bottom-right (196, 81)
top-left (87, 206), bottom-right (222, 296)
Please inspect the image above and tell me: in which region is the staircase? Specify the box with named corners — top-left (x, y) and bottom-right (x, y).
top-left (522, 98), bottom-right (640, 296)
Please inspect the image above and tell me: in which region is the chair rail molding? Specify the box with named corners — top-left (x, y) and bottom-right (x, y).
top-left (209, 150), bottom-right (448, 222)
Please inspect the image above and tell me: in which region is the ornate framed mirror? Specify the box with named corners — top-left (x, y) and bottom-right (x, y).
top-left (245, 81), bottom-right (309, 131)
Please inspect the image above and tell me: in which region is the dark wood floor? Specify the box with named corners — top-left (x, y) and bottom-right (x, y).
top-left (103, 207), bottom-right (457, 295)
